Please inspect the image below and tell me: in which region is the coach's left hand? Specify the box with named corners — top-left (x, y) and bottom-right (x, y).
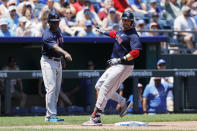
top-left (64, 53), bottom-right (72, 62)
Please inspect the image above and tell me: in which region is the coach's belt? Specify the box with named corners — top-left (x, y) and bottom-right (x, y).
top-left (44, 55), bottom-right (61, 62)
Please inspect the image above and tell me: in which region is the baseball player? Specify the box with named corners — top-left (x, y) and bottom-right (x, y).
top-left (82, 10), bottom-right (142, 126)
top-left (40, 11), bottom-right (72, 122)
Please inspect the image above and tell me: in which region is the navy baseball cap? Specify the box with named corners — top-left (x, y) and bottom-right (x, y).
top-left (157, 59), bottom-right (166, 65)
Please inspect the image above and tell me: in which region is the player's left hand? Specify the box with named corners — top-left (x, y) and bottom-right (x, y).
top-left (107, 58), bottom-right (121, 66)
top-left (64, 53), bottom-right (72, 62)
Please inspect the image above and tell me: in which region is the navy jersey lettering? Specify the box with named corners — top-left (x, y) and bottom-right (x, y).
top-left (111, 28), bottom-right (142, 65)
top-left (41, 27), bottom-right (64, 58)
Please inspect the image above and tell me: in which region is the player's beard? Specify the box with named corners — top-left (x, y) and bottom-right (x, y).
top-left (122, 23), bottom-right (132, 31)
top-left (49, 22), bottom-right (59, 32)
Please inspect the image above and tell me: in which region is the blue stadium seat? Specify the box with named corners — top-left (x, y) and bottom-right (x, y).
top-left (12, 106), bottom-right (29, 116)
top-left (67, 105), bottom-right (84, 113)
top-left (30, 106), bottom-right (46, 116)
top-left (57, 107), bottom-right (67, 115)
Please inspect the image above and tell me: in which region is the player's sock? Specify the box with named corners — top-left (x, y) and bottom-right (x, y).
top-left (91, 107), bottom-right (102, 118)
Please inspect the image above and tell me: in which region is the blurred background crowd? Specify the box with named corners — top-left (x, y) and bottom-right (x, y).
top-left (1, 0), bottom-right (197, 54)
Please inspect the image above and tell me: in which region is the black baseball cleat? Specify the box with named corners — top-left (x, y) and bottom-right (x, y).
top-left (120, 101), bottom-right (133, 118)
top-left (82, 117), bottom-right (102, 126)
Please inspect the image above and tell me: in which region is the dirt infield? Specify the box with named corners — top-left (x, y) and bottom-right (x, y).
top-left (0, 121), bottom-right (197, 130)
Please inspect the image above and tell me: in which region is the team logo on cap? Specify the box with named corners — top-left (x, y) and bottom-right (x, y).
top-left (55, 15), bottom-right (58, 18)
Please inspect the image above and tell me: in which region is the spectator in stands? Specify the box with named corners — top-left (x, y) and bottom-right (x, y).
top-left (101, 7), bottom-right (120, 31)
top-left (149, 59), bottom-right (174, 113)
top-left (7, 0), bottom-right (17, 7)
top-left (1, 56), bottom-right (27, 108)
top-left (23, 8), bottom-right (42, 36)
top-left (61, 7), bottom-right (77, 28)
top-left (145, 12), bottom-right (163, 30)
top-left (22, 4), bottom-right (38, 23)
top-left (6, 6), bottom-right (19, 36)
top-left (0, 0), bottom-right (9, 17)
top-left (20, 3), bottom-right (40, 36)
top-left (16, 16), bottom-right (32, 36)
top-left (191, 3), bottom-right (197, 24)
top-left (0, 18), bottom-right (14, 37)
top-left (145, 22), bottom-right (159, 36)
top-left (40, 0), bottom-right (56, 19)
top-left (54, 0), bottom-right (67, 15)
top-left (60, 7), bottom-right (83, 36)
top-left (35, 10), bottom-right (49, 36)
top-left (33, 0), bottom-right (45, 19)
top-left (63, 0), bottom-right (76, 16)
top-left (136, 19), bottom-right (146, 36)
top-left (78, 20), bottom-right (97, 37)
top-left (174, 5), bottom-right (197, 54)
top-left (53, 0), bottom-right (75, 16)
top-left (113, 0), bottom-right (129, 13)
top-left (126, 0), bottom-right (147, 14)
top-left (150, 12), bottom-right (159, 23)
top-left (97, 0), bottom-right (114, 21)
top-left (143, 77), bottom-right (173, 114)
top-left (72, 0), bottom-right (95, 13)
top-left (17, 1), bottom-right (35, 17)
top-left (161, 0), bottom-right (183, 21)
top-left (90, 0), bottom-right (103, 13)
top-left (148, 0), bottom-right (162, 14)
top-left (127, 83), bottom-right (144, 114)
top-left (76, 7), bottom-right (102, 27)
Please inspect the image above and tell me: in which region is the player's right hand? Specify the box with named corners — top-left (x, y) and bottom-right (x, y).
top-left (107, 58), bottom-right (121, 66)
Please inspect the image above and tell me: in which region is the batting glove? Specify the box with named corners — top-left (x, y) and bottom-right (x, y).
top-left (95, 25), bottom-right (105, 34)
top-left (107, 56), bottom-right (127, 66)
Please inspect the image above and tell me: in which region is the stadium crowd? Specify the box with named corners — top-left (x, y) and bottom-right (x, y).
top-left (0, 0), bottom-right (197, 53)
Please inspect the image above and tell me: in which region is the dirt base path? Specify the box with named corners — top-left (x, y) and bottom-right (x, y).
top-left (0, 121), bottom-right (197, 130)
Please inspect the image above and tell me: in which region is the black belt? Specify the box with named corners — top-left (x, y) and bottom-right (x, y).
top-left (44, 55), bottom-right (61, 62)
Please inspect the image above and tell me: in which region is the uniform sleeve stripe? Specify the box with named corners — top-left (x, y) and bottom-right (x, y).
top-left (129, 49), bottom-right (140, 58)
top-left (109, 30), bottom-right (117, 38)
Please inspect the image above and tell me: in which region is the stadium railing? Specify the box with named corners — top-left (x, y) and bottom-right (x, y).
top-left (0, 69), bottom-right (197, 115)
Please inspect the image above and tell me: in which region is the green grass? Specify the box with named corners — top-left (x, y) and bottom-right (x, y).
top-left (0, 129), bottom-right (196, 131)
top-left (0, 114), bottom-right (197, 126)
top-left (0, 114), bottom-right (197, 131)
